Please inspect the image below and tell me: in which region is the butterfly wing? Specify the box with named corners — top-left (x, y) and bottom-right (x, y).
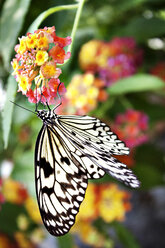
top-left (35, 114), bottom-right (140, 236)
top-left (58, 115), bottom-right (140, 188)
top-left (58, 115), bottom-right (129, 155)
top-left (35, 124), bottom-right (88, 236)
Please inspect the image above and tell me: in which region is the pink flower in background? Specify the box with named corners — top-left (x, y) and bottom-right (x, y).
top-left (99, 54), bottom-right (136, 85)
top-left (112, 109), bottom-right (149, 148)
top-left (79, 37), bottom-right (143, 86)
top-left (108, 37), bottom-right (143, 67)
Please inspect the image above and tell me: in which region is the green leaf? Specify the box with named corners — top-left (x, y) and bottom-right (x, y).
top-left (12, 150), bottom-right (35, 197)
top-left (2, 75), bottom-right (17, 149)
top-left (115, 17), bottom-right (165, 42)
top-left (58, 233), bottom-right (74, 248)
top-left (0, 0), bottom-right (31, 70)
top-left (27, 4), bottom-right (78, 33)
top-left (113, 222), bottom-right (141, 248)
top-left (115, 0), bottom-right (150, 12)
top-left (108, 74), bottom-right (165, 95)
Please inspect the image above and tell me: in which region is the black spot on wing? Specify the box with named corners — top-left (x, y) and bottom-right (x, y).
top-left (40, 158), bottom-right (54, 178)
top-left (71, 131), bottom-right (76, 136)
top-left (42, 186), bottom-right (54, 195)
top-left (60, 156), bottom-right (70, 165)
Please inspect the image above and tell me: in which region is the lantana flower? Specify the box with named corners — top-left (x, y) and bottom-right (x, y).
top-left (11, 26), bottom-right (71, 105)
top-left (75, 183), bottom-right (131, 223)
top-left (79, 37), bottom-right (143, 85)
top-left (71, 183), bottom-right (130, 247)
top-left (61, 73), bottom-right (108, 115)
top-left (71, 220), bottom-right (112, 248)
top-left (2, 178), bottom-right (28, 205)
top-left (111, 109), bottom-right (149, 148)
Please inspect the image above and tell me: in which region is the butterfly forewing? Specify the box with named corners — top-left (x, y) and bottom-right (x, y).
top-left (58, 115), bottom-right (129, 155)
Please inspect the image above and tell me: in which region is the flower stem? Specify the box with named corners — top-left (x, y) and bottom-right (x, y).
top-left (90, 97), bottom-right (115, 118)
top-left (28, 4), bottom-right (79, 33)
top-left (61, 0), bottom-right (86, 66)
top-left (68, 0), bottom-right (86, 54)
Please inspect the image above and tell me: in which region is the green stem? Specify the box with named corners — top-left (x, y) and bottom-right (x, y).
top-left (61, 0), bottom-right (86, 66)
top-left (28, 1), bottom-right (86, 66)
top-left (120, 95), bottom-right (134, 109)
top-left (90, 97), bottom-right (115, 118)
top-left (68, 0), bottom-right (86, 54)
top-left (27, 4), bottom-right (79, 33)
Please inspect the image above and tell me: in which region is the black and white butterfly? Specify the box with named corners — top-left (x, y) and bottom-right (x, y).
top-left (35, 109), bottom-right (140, 236)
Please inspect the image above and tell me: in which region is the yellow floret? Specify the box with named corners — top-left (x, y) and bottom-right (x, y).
top-left (66, 87), bottom-right (79, 99)
top-left (37, 36), bottom-right (49, 49)
top-left (83, 73), bottom-right (94, 86)
top-left (41, 61), bottom-right (59, 78)
top-left (76, 95), bottom-right (87, 108)
top-left (17, 38), bottom-right (27, 54)
top-left (18, 75), bottom-right (30, 94)
top-left (26, 34), bottom-right (37, 49)
top-left (98, 185), bottom-right (127, 222)
top-left (87, 87), bottom-right (98, 98)
top-left (12, 59), bottom-right (19, 72)
top-left (35, 50), bottom-right (48, 65)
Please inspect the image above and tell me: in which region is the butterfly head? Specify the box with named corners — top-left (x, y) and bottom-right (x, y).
top-left (37, 110), bottom-right (56, 123)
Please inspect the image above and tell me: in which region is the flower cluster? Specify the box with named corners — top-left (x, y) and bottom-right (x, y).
top-left (0, 178), bottom-right (44, 248)
top-left (11, 26), bottom-right (70, 105)
top-left (71, 183), bottom-right (131, 247)
top-left (73, 183), bottom-right (131, 224)
top-left (2, 178), bottom-right (28, 205)
top-left (59, 73), bottom-right (108, 115)
top-left (2, 178), bottom-right (41, 223)
top-left (150, 62), bottom-right (165, 82)
top-left (72, 220), bottom-right (114, 248)
top-left (79, 38), bottom-right (143, 85)
top-left (111, 109), bottom-right (149, 148)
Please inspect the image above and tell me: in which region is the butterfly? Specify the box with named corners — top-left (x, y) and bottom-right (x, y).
top-left (35, 109), bottom-right (140, 236)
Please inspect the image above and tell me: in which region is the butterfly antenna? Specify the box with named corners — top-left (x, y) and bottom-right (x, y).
top-left (53, 82), bottom-right (62, 113)
top-left (10, 101), bottom-right (36, 114)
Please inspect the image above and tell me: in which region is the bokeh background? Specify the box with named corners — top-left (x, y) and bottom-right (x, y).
top-left (1, 0), bottom-right (165, 247)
